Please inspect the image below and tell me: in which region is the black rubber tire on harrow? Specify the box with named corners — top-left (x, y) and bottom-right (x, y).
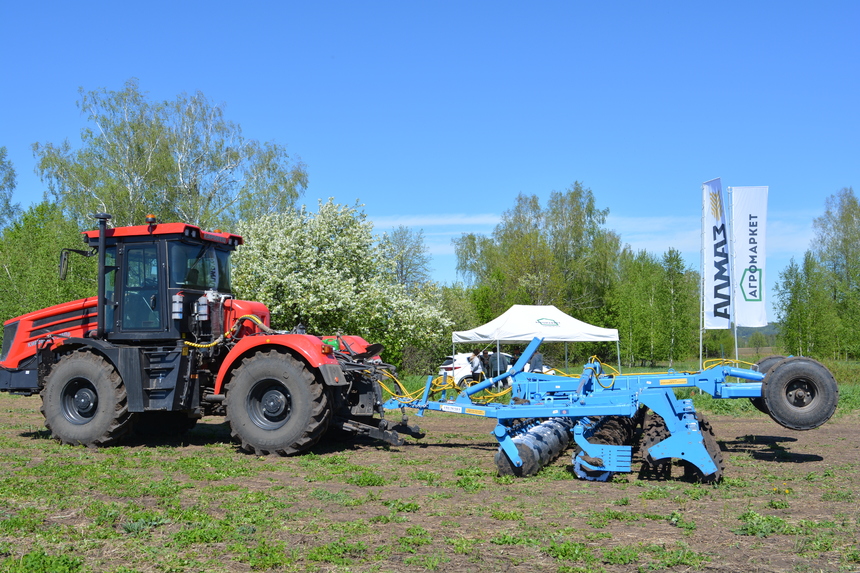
top-left (749, 355), bottom-right (786, 414)
top-left (41, 351), bottom-right (134, 447)
top-left (226, 350), bottom-right (330, 455)
top-left (762, 356), bottom-right (838, 431)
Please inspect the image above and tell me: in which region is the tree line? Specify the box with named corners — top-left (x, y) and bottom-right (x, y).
top-left (0, 79), bottom-right (852, 372)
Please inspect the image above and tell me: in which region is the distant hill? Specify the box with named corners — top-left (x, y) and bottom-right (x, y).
top-left (737, 323), bottom-right (780, 346)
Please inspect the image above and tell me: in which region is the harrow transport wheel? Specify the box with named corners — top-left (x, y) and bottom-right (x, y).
top-left (749, 355), bottom-right (785, 414)
top-left (226, 350), bottom-right (330, 455)
top-left (762, 356), bottom-right (838, 431)
top-left (41, 351), bottom-right (133, 447)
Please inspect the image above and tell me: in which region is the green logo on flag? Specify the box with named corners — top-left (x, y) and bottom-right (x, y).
top-left (740, 268), bottom-right (763, 302)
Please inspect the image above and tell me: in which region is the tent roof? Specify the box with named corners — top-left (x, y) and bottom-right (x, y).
top-left (452, 304), bottom-right (619, 343)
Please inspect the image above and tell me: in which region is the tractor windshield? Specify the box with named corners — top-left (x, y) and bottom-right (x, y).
top-left (169, 242), bottom-right (232, 293)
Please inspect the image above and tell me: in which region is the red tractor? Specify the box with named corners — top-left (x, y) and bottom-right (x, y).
top-left (0, 214), bottom-right (420, 453)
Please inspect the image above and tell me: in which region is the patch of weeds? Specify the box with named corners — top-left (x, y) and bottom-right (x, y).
top-left (684, 486), bottom-right (710, 501)
top-left (718, 476), bottom-right (749, 490)
top-left (490, 509), bottom-right (523, 521)
top-left (122, 515), bottom-right (169, 535)
top-left (163, 453), bottom-right (260, 481)
top-left (602, 544), bottom-right (639, 565)
top-left (142, 476), bottom-right (190, 499)
top-left (83, 500), bottom-right (122, 527)
top-left (232, 538), bottom-right (295, 570)
top-left (612, 497), bottom-right (630, 506)
top-left (411, 470), bottom-right (441, 486)
top-left (494, 474), bottom-right (515, 485)
top-left (536, 465), bottom-right (576, 481)
top-left (221, 491), bottom-right (289, 526)
top-left (403, 552), bottom-right (450, 570)
top-left (346, 470), bottom-right (386, 487)
top-left (843, 546), bottom-right (860, 563)
top-left (556, 567), bottom-right (595, 573)
top-left (545, 540), bottom-right (597, 563)
top-left (0, 507), bottom-right (46, 534)
top-left (667, 511), bottom-right (696, 533)
top-left (585, 509), bottom-right (638, 529)
top-left (447, 535), bottom-right (477, 554)
top-left (767, 498), bottom-right (790, 509)
top-left (369, 512), bottom-right (407, 524)
top-left (0, 549), bottom-right (83, 573)
top-left (639, 485), bottom-right (676, 500)
top-left (490, 531), bottom-right (538, 546)
top-left (329, 520), bottom-right (372, 536)
top-left (584, 532), bottom-right (611, 541)
top-left (454, 468), bottom-right (488, 493)
top-left (398, 525), bottom-right (433, 553)
top-left (822, 490), bottom-right (854, 502)
top-left (771, 482), bottom-right (793, 495)
top-left (733, 510), bottom-right (796, 537)
top-left (794, 533), bottom-right (835, 555)
top-left (170, 520), bottom-right (231, 548)
top-left (642, 541), bottom-right (710, 569)
top-left (383, 499), bottom-right (420, 513)
top-left (307, 539), bottom-right (368, 565)
top-left (310, 488), bottom-right (356, 506)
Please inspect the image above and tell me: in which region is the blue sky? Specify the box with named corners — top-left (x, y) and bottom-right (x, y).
top-left (2, 2), bottom-right (858, 322)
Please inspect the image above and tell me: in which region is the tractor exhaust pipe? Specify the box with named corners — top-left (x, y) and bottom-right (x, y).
top-left (92, 213), bottom-right (112, 339)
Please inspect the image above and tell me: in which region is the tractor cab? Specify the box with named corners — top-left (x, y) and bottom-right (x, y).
top-left (81, 217), bottom-right (242, 343)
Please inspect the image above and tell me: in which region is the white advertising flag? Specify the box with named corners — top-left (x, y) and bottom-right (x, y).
top-left (702, 178), bottom-right (732, 329)
top-left (730, 186), bottom-right (768, 327)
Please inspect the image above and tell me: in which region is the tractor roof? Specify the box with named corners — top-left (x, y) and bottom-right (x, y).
top-left (82, 222), bottom-right (243, 247)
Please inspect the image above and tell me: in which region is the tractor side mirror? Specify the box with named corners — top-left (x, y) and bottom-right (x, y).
top-left (58, 250), bottom-right (69, 280)
top-left (58, 248), bottom-right (96, 280)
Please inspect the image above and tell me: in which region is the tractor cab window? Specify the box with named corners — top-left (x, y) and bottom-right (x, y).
top-left (121, 245), bottom-right (161, 331)
top-left (169, 242), bottom-right (232, 293)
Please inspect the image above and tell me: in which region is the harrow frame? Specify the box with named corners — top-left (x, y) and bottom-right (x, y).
top-left (384, 337), bottom-right (829, 481)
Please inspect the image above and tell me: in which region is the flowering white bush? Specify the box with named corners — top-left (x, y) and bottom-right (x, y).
top-left (232, 200), bottom-right (451, 366)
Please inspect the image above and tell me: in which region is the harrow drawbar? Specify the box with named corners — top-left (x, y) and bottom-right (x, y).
top-left (384, 337), bottom-right (838, 482)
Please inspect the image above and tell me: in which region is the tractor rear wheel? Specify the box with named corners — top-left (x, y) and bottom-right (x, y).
top-left (762, 356), bottom-right (838, 430)
top-left (226, 350), bottom-right (330, 455)
top-left (41, 351), bottom-right (133, 447)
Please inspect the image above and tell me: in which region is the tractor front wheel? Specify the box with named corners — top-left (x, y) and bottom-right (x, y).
top-left (41, 351), bottom-right (133, 447)
top-left (226, 350), bottom-right (330, 455)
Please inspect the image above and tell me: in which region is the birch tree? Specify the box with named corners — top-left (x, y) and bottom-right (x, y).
top-left (33, 79), bottom-right (307, 229)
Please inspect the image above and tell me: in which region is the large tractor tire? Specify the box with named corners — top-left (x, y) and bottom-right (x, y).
top-left (226, 350), bottom-right (330, 455)
top-left (762, 356), bottom-right (838, 430)
top-left (41, 351), bottom-right (134, 447)
top-left (749, 355), bottom-right (786, 414)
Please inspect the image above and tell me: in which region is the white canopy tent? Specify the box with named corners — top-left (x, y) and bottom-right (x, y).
top-left (452, 304), bottom-right (620, 371)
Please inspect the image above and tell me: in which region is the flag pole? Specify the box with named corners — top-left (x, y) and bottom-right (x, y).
top-left (699, 182), bottom-right (706, 371)
top-left (728, 187), bottom-right (739, 363)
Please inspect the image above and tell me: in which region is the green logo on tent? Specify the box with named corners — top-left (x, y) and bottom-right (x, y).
top-left (536, 318), bottom-right (559, 327)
